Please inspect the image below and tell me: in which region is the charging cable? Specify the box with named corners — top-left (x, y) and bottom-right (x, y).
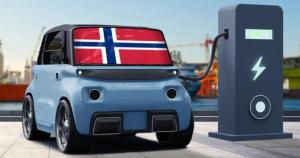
top-left (177, 31), bottom-right (228, 81)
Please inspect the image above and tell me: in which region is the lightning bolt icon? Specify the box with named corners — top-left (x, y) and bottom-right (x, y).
top-left (251, 56), bottom-right (266, 81)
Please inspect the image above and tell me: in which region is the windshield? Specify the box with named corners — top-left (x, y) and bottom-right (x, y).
top-left (73, 27), bottom-right (172, 66)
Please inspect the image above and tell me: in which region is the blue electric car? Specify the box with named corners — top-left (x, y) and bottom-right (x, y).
top-left (22, 25), bottom-right (194, 153)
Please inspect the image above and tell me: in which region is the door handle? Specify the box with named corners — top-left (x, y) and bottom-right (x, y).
top-left (56, 73), bottom-right (60, 80)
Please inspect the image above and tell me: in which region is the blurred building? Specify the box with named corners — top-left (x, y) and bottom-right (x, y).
top-left (7, 71), bottom-right (23, 84)
top-left (283, 56), bottom-right (300, 98)
top-left (170, 50), bottom-right (183, 66)
top-left (24, 60), bottom-right (31, 84)
top-left (0, 40), bottom-right (4, 77)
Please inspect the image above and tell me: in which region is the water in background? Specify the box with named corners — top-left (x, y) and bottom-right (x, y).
top-left (0, 102), bottom-right (22, 111)
top-left (1, 99), bottom-right (300, 111)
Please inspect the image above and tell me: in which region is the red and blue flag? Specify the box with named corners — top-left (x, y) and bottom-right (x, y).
top-left (73, 27), bottom-right (172, 65)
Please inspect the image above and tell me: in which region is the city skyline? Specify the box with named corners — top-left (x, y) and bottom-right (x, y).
top-left (0, 0), bottom-right (299, 72)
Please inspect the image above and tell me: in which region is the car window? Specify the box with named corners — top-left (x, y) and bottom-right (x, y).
top-left (73, 27), bottom-right (172, 66)
top-left (37, 36), bottom-right (46, 65)
top-left (43, 31), bottom-right (66, 64)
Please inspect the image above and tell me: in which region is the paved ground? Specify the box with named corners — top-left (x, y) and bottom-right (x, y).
top-left (0, 122), bottom-right (300, 158)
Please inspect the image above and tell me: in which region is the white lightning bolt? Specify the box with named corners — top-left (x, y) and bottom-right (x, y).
top-left (251, 56), bottom-right (266, 81)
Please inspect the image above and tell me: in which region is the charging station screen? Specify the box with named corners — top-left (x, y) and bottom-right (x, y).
top-left (245, 29), bottom-right (273, 40)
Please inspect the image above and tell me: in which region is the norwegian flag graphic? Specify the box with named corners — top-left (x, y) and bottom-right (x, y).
top-left (73, 27), bottom-right (172, 65)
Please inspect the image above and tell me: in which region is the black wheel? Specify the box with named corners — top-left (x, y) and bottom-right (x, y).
top-left (22, 95), bottom-right (50, 140)
top-left (55, 99), bottom-right (90, 153)
top-left (156, 113), bottom-right (194, 148)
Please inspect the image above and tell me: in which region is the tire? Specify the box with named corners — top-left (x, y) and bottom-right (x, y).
top-left (55, 99), bottom-right (90, 153)
top-left (156, 113), bottom-right (194, 148)
top-left (22, 95), bottom-right (50, 140)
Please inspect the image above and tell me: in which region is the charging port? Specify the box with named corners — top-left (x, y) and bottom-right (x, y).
top-left (224, 29), bottom-right (229, 39)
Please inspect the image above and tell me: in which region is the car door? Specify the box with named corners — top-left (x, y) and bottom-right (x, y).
top-left (32, 36), bottom-right (47, 126)
top-left (35, 31), bottom-right (67, 128)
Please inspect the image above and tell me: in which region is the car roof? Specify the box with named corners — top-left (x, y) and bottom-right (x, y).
top-left (46, 24), bottom-right (160, 34)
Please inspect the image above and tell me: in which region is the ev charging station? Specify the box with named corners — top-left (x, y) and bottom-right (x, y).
top-left (208, 4), bottom-right (293, 140)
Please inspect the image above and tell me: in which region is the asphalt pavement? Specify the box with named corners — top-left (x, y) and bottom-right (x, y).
top-left (0, 122), bottom-right (300, 158)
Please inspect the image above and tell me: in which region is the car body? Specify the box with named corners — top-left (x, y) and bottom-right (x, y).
top-left (22, 24), bottom-right (194, 153)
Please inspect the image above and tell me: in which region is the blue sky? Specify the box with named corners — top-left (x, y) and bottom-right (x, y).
top-left (0, 0), bottom-right (299, 71)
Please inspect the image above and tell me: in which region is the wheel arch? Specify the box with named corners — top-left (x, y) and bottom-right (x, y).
top-left (56, 96), bottom-right (73, 116)
top-left (25, 92), bottom-right (33, 100)
top-left (24, 92), bottom-right (34, 114)
top-left (55, 96), bottom-right (80, 134)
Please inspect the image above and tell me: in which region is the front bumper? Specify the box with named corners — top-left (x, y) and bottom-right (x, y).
top-left (68, 78), bottom-right (192, 135)
top-left (90, 110), bottom-right (178, 135)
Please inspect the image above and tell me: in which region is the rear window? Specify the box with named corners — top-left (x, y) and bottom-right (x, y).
top-left (73, 27), bottom-right (172, 66)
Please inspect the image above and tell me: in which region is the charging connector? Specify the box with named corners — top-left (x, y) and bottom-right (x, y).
top-left (177, 31), bottom-right (229, 81)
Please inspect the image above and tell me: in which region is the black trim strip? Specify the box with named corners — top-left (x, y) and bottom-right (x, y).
top-left (77, 69), bottom-right (177, 80)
